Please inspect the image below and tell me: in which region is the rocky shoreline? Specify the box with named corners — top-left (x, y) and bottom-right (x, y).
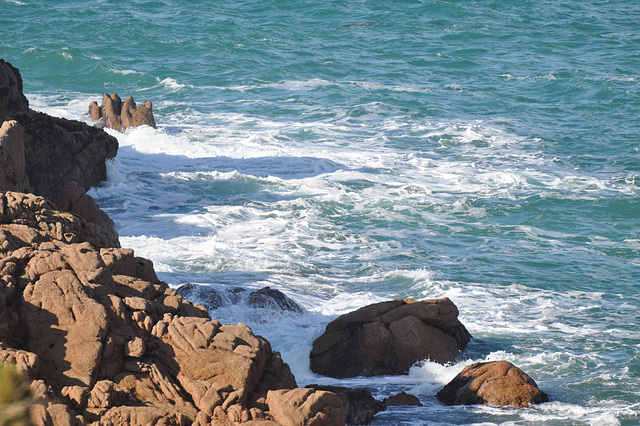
top-left (0, 59), bottom-right (548, 425)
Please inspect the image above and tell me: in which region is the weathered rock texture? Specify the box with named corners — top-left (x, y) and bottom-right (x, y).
top-left (0, 120), bottom-right (29, 193)
top-left (266, 388), bottom-right (344, 426)
top-left (0, 59), bottom-right (118, 208)
top-left (310, 298), bottom-right (471, 378)
top-left (89, 93), bottom-right (156, 132)
top-left (306, 385), bottom-right (385, 425)
top-left (0, 192), bottom-right (343, 425)
top-left (436, 360), bottom-right (549, 407)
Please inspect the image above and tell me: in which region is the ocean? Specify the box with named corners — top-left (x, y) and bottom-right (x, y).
top-left (2, 0), bottom-right (640, 424)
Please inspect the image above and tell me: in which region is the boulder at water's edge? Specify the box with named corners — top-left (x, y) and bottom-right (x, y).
top-left (436, 360), bottom-right (549, 407)
top-left (310, 298), bottom-right (471, 378)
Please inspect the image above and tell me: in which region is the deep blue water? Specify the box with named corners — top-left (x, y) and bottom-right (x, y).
top-left (2, 0), bottom-right (640, 424)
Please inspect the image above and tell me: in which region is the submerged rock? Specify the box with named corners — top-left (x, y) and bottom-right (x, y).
top-left (436, 360), bottom-right (549, 407)
top-left (310, 298), bottom-right (471, 378)
top-left (177, 283), bottom-right (305, 314)
top-left (89, 93), bottom-right (156, 131)
top-left (248, 286), bottom-right (304, 314)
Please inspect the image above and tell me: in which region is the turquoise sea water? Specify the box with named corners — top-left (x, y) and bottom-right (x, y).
top-left (2, 0), bottom-right (640, 424)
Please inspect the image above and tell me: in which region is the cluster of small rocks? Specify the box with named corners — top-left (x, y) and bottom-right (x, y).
top-left (88, 93), bottom-right (156, 132)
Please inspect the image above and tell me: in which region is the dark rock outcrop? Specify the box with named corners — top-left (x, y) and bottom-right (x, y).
top-left (0, 59), bottom-right (118, 246)
top-left (310, 298), bottom-right (471, 378)
top-left (306, 385), bottom-right (385, 425)
top-left (0, 60), bottom-right (28, 116)
top-left (436, 360), bottom-right (549, 407)
top-left (177, 283), bottom-right (305, 315)
top-left (89, 93), bottom-right (156, 131)
top-left (0, 192), bottom-right (344, 425)
top-left (248, 287), bottom-right (304, 314)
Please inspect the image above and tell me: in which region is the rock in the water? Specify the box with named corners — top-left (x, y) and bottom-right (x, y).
top-left (310, 298), bottom-right (471, 378)
top-left (121, 96), bottom-right (156, 129)
top-left (248, 286), bottom-right (304, 314)
top-left (436, 360), bottom-right (549, 407)
top-left (100, 92), bottom-right (122, 131)
top-left (383, 391), bottom-right (422, 407)
top-left (306, 385), bottom-right (385, 425)
top-left (176, 283), bottom-right (224, 310)
top-left (90, 92), bottom-right (156, 131)
top-left (177, 283), bottom-right (305, 314)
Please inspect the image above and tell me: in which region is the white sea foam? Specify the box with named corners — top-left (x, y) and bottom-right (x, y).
top-left (108, 68), bottom-right (142, 76)
top-left (158, 77), bottom-right (190, 90)
top-left (33, 95), bottom-right (640, 424)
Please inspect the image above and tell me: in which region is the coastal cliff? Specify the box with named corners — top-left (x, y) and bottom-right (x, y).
top-left (0, 59), bottom-right (344, 425)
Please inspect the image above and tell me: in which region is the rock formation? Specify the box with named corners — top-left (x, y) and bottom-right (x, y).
top-left (0, 192), bottom-right (345, 425)
top-left (310, 298), bottom-right (471, 378)
top-left (0, 120), bottom-right (29, 193)
top-left (0, 59), bottom-right (118, 208)
top-left (0, 59), bottom-right (119, 248)
top-left (177, 283), bottom-right (304, 314)
top-left (88, 93), bottom-right (156, 131)
top-left (383, 391), bottom-right (422, 407)
top-left (306, 385), bottom-right (385, 425)
top-left (266, 388), bottom-right (344, 426)
top-left (436, 360), bottom-right (549, 407)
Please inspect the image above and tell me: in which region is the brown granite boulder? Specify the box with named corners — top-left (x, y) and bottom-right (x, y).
top-left (383, 391), bottom-right (422, 407)
top-left (310, 298), bottom-right (471, 378)
top-left (436, 360), bottom-right (549, 407)
top-left (99, 93), bottom-right (122, 131)
top-left (306, 385), bottom-right (385, 425)
top-left (121, 96), bottom-right (156, 130)
top-left (0, 120), bottom-right (30, 193)
top-left (89, 93), bottom-right (156, 131)
top-left (266, 388), bottom-right (345, 426)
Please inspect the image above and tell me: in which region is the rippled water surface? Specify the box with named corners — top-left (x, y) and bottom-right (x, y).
top-left (2, 0), bottom-right (640, 424)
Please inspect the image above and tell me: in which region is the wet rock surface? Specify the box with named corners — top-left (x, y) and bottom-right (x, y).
top-left (177, 283), bottom-right (305, 315)
top-left (436, 360), bottom-right (549, 407)
top-left (306, 385), bottom-right (385, 425)
top-left (89, 93), bottom-right (156, 131)
top-left (310, 298), bottom-right (471, 378)
top-left (383, 391), bottom-right (422, 407)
